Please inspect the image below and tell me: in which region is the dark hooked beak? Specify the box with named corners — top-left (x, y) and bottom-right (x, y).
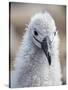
top-left (41, 37), bottom-right (51, 65)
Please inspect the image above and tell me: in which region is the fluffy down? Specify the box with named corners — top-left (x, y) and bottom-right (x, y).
top-left (11, 11), bottom-right (62, 88)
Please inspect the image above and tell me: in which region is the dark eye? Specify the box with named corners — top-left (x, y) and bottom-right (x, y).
top-left (34, 31), bottom-right (38, 36)
top-left (54, 31), bottom-right (56, 36)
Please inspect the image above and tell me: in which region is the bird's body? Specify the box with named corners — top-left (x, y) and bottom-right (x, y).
top-left (11, 12), bottom-right (62, 88)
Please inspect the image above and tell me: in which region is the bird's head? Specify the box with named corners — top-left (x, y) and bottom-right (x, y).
top-left (27, 12), bottom-right (58, 65)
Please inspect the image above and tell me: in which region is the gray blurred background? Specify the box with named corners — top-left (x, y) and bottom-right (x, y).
top-left (10, 2), bottom-right (66, 84)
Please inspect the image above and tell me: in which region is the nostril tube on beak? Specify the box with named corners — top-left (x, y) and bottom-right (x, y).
top-left (41, 37), bottom-right (51, 65)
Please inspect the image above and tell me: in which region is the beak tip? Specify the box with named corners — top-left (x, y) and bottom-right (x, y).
top-left (48, 52), bottom-right (51, 66)
top-left (49, 63), bottom-right (51, 66)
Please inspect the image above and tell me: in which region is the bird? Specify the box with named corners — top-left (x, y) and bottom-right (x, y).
top-left (11, 11), bottom-right (62, 88)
